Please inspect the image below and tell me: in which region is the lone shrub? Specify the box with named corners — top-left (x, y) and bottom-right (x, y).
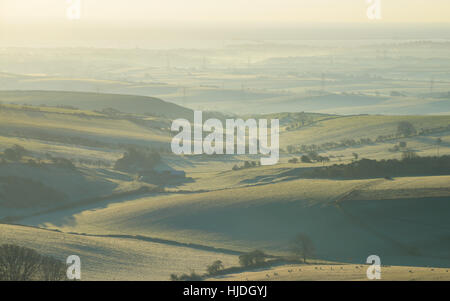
top-left (206, 260), bottom-right (224, 275)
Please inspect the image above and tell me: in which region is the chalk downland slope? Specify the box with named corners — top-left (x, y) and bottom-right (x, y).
top-left (0, 223), bottom-right (238, 281)
top-left (19, 175), bottom-right (450, 268)
top-left (0, 90), bottom-right (193, 118)
top-left (0, 103), bottom-right (172, 149)
top-left (280, 114), bottom-right (450, 148)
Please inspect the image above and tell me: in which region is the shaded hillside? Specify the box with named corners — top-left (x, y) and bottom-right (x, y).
top-left (285, 156), bottom-right (450, 179)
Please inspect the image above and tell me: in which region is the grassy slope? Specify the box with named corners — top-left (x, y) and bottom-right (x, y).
top-left (0, 96), bottom-right (448, 278)
top-left (0, 105), bottom-right (171, 147)
top-left (207, 263), bottom-right (450, 281)
top-left (0, 90), bottom-right (193, 118)
top-left (0, 224), bottom-right (238, 280)
top-left (19, 174), bottom-right (450, 268)
top-left (280, 115), bottom-right (450, 148)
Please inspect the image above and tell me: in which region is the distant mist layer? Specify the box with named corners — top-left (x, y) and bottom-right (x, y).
top-left (2, 23), bottom-right (450, 48)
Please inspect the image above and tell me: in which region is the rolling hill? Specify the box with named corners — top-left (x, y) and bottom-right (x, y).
top-left (0, 90), bottom-right (193, 119)
top-left (17, 175), bottom-right (450, 269)
top-left (0, 223), bottom-right (238, 281)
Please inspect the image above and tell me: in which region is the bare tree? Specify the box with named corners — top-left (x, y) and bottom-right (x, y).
top-left (0, 244), bottom-right (42, 281)
top-left (290, 233), bottom-right (315, 264)
top-left (437, 138), bottom-right (442, 156)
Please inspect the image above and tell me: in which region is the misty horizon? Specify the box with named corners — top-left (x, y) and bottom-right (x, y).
top-left (2, 22), bottom-right (450, 49)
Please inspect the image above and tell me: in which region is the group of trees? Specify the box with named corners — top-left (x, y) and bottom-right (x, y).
top-left (170, 260), bottom-right (225, 281)
top-left (0, 244), bottom-right (66, 281)
top-left (288, 152), bottom-right (331, 164)
top-left (286, 138), bottom-right (374, 155)
top-left (1, 144), bottom-right (165, 173)
top-left (232, 161), bottom-right (261, 171)
top-left (238, 235), bottom-right (316, 267)
top-left (76, 158), bottom-right (111, 168)
top-left (285, 118), bottom-right (314, 131)
top-left (388, 141), bottom-right (408, 152)
top-left (48, 156), bottom-right (76, 170)
top-left (170, 271), bottom-right (203, 281)
top-left (114, 148), bottom-right (161, 172)
top-left (239, 250), bottom-right (268, 267)
top-left (170, 233), bottom-right (316, 281)
top-left (234, 233), bottom-right (316, 269)
top-left (0, 145), bottom-right (77, 170)
top-left (286, 122), bottom-right (448, 155)
top-left (1, 144), bottom-right (28, 161)
top-left (392, 138), bottom-right (443, 156)
top-left (299, 155), bottom-right (450, 179)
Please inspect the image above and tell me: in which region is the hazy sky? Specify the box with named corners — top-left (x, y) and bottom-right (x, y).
top-left (2, 0), bottom-right (450, 24)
